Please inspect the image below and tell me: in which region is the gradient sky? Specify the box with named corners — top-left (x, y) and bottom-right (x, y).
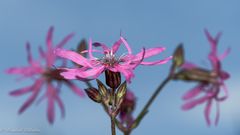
top-left (0, 0), bottom-right (240, 135)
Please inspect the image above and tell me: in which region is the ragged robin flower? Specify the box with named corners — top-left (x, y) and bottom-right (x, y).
top-left (55, 36), bottom-right (172, 83)
top-left (5, 27), bottom-right (85, 124)
top-left (179, 30), bottom-right (230, 126)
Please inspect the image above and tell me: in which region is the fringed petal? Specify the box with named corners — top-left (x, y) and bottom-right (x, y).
top-left (204, 99), bottom-right (212, 126)
top-left (55, 49), bottom-right (92, 67)
top-left (182, 84), bottom-right (204, 100)
top-left (57, 33), bottom-right (74, 48)
top-left (182, 96), bottom-right (209, 110)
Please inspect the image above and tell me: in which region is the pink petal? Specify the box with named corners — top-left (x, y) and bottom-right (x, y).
top-left (55, 94), bottom-right (65, 118)
top-left (215, 101), bottom-right (220, 126)
top-left (182, 84), bottom-right (204, 100)
top-left (219, 47), bottom-right (231, 61)
top-left (208, 54), bottom-right (219, 69)
top-left (140, 56), bottom-right (172, 65)
top-left (10, 86), bottom-right (33, 96)
top-left (5, 67), bottom-right (27, 74)
top-left (115, 65), bottom-right (134, 83)
top-left (61, 66), bottom-right (104, 79)
top-left (181, 62), bottom-right (197, 70)
top-left (57, 33), bottom-right (74, 48)
top-left (55, 49), bottom-right (92, 67)
top-left (93, 42), bottom-right (109, 52)
top-left (46, 84), bottom-right (56, 124)
top-left (204, 99), bottom-right (212, 126)
top-left (121, 37), bottom-right (132, 54)
top-left (6, 65), bottom-right (44, 77)
top-left (122, 48), bottom-right (146, 70)
top-left (81, 49), bottom-right (103, 54)
top-left (26, 42), bottom-right (33, 64)
top-left (134, 47), bottom-right (166, 61)
top-left (112, 37), bottom-right (132, 54)
top-left (204, 29), bottom-right (221, 51)
top-left (45, 50), bottom-right (55, 67)
top-left (88, 38), bottom-right (95, 60)
top-left (46, 26), bottom-right (54, 49)
top-left (65, 81), bottom-right (85, 97)
top-left (220, 71), bottom-right (230, 80)
top-left (18, 79), bottom-right (43, 114)
top-left (216, 83), bottom-right (228, 101)
top-left (77, 66), bottom-right (105, 78)
top-left (60, 68), bottom-right (81, 79)
top-left (38, 46), bottom-right (45, 58)
top-left (112, 38), bottom-right (123, 53)
top-left (125, 90), bottom-right (136, 101)
top-left (47, 96), bottom-right (55, 124)
top-left (182, 96), bottom-right (209, 110)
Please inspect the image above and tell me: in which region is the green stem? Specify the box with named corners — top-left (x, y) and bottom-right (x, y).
top-left (111, 116), bottom-right (116, 135)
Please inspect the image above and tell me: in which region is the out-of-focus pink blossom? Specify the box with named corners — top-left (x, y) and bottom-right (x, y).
top-left (55, 37), bottom-right (172, 83)
top-left (181, 30), bottom-right (230, 126)
top-left (119, 90), bottom-right (136, 128)
top-left (6, 27), bottom-right (84, 124)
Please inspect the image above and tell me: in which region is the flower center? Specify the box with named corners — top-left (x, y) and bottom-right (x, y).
top-left (99, 51), bottom-right (120, 67)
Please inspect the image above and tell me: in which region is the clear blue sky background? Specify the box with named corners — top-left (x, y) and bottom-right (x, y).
top-left (0, 0), bottom-right (240, 135)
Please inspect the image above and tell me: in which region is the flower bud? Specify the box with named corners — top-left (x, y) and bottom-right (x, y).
top-left (172, 44), bottom-right (184, 68)
top-left (85, 87), bottom-right (101, 103)
top-left (96, 79), bottom-right (110, 105)
top-left (174, 68), bottom-right (217, 83)
top-left (105, 70), bottom-right (121, 89)
top-left (116, 81), bottom-right (127, 108)
top-left (77, 39), bottom-right (87, 57)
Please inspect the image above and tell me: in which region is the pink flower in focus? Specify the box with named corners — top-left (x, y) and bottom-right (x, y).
top-left (181, 30), bottom-right (230, 126)
top-left (55, 37), bottom-right (172, 83)
top-left (5, 27), bottom-right (84, 124)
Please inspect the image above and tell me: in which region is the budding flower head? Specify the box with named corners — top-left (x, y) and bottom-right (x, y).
top-left (172, 44), bottom-right (184, 68)
top-left (105, 70), bottom-right (121, 89)
top-left (173, 67), bottom-right (217, 83)
top-left (115, 81), bottom-right (127, 107)
top-left (77, 39), bottom-right (87, 57)
top-left (85, 87), bottom-right (101, 103)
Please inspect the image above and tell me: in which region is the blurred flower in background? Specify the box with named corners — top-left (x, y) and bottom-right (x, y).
top-left (119, 90), bottom-right (136, 129)
top-left (5, 27), bottom-right (85, 124)
top-left (174, 30), bottom-right (230, 126)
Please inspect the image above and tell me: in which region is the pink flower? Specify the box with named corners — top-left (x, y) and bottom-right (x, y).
top-left (119, 90), bottom-right (136, 128)
top-left (181, 30), bottom-right (230, 126)
top-left (55, 37), bottom-right (172, 83)
top-left (5, 27), bottom-right (84, 124)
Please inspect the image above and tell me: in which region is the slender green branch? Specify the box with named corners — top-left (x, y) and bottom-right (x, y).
top-left (111, 116), bottom-right (116, 135)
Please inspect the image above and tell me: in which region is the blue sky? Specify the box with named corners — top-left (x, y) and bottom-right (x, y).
top-left (0, 0), bottom-right (240, 135)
